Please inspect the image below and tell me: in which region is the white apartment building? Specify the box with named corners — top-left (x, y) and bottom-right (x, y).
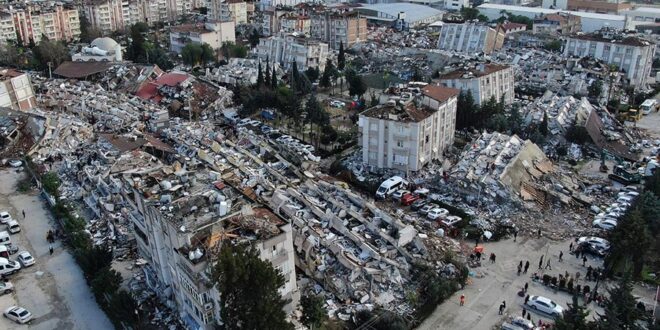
top-left (255, 33), bottom-right (328, 72)
top-left (444, 0), bottom-right (468, 11)
top-left (358, 85), bottom-right (459, 172)
top-left (0, 69), bottom-right (37, 111)
top-left (562, 29), bottom-right (655, 86)
top-left (170, 21), bottom-right (236, 53)
top-left (84, 0), bottom-right (131, 34)
top-left (208, 0), bottom-right (248, 24)
top-left (309, 11), bottom-right (367, 50)
top-left (0, 13), bottom-right (16, 44)
top-left (258, 0), bottom-right (305, 10)
top-left (437, 22), bottom-right (505, 54)
top-left (122, 168), bottom-right (299, 330)
top-left (437, 64), bottom-right (514, 105)
top-left (10, 4), bottom-right (81, 45)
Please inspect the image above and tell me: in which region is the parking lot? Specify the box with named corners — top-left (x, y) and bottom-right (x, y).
top-left (0, 169), bottom-right (112, 330)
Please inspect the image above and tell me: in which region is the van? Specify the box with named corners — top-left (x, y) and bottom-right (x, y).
top-left (641, 99), bottom-right (657, 115)
top-left (0, 231), bottom-right (10, 246)
top-left (376, 176), bottom-right (407, 199)
top-left (0, 257), bottom-right (20, 276)
top-left (5, 221), bottom-right (19, 234)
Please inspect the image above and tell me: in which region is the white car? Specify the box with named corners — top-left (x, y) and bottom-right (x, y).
top-left (7, 160), bottom-right (22, 168)
top-left (0, 281), bottom-right (13, 295)
top-left (593, 219), bottom-right (618, 230)
top-left (3, 306), bottom-right (33, 324)
top-left (0, 212), bottom-right (11, 224)
top-left (17, 251), bottom-right (35, 267)
top-left (330, 100), bottom-right (345, 108)
top-left (392, 190), bottom-right (410, 201)
top-left (6, 220), bottom-right (20, 234)
top-left (577, 237), bottom-right (610, 251)
top-left (525, 295), bottom-right (564, 317)
top-left (441, 215), bottom-right (462, 227)
top-left (418, 204), bottom-right (437, 215)
top-left (427, 208), bottom-right (449, 220)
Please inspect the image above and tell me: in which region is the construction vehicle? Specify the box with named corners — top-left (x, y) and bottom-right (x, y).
top-left (608, 165), bottom-right (641, 185)
top-left (626, 109), bottom-right (643, 122)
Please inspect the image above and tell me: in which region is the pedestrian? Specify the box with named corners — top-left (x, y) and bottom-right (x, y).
top-left (476, 251), bottom-right (482, 260)
top-left (545, 259), bottom-right (552, 270)
top-left (490, 253), bottom-right (496, 263)
top-left (537, 228), bottom-right (541, 238)
top-left (575, 247), bottom-right (581, 259)
top-left (524, 282), bottom-right (529, 292)
top-left (513, 229), bottom-right (518, 242)
top-left (460, 294), bottom-right (465, 306)
top-left (527, 313), bottom-right (531, 321)
top-left (475, 235), bottom-right (480, 247)
top-left (582, 255), bottom-right (587, 266)
top-left (21, 210), bottom-right (25, 218)
top-left (576, 272), bottom-right (581, 283)
top-left (569, 242), bottom-right (573, 252)
top-left (524, 261), bottom-right (530, 274)
top-left (524, 294), bottom-right (530, 305)
top-left (586, 267), bottom-right (593, 281)
top-left (502, 300), bottom-right (506, 309)
top-left (559, 251), bottom-right (563, 262)
top-left (517, 263), bottom-right (522, 276)
top-left (49, 245), bottom-right (53, 255)
top-left (499, 303), bottom-right (505, 315)
top-left (522, 308), bottom-right (527, 318)
top-left (538, 256), bottom-right (543, 270)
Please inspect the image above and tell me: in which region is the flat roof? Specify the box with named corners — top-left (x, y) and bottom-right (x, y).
top-left (362, 102), bottom-right (435, 122)
top-left (358, 3), bottom-right (444, 24)
top-left (53, 61), bottom-right (114, 79)
top-left (477, 3), bottom-right (625, 21)
top-left (438, 64), bottom-right (510, 80)
top-left (568, 33), bottom-right (653, 47)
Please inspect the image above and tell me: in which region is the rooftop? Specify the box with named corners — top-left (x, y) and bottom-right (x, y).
top-left (421, 85), bottom-right (460, 103)
top-left (501, 22), bottom-right (527, 31)
top-left (357, 3), bottom-right (444, 23)
top-left (0, 68), bottom-right (25, 80)
top-left (361, 102), bottom-right (435, 122)
top-left (477, 3), bottom-right (626, 21)
top-left (170, 24), bottom-right (213, 34)
top-left (567, 32), bottom-right (653, 47)
top-left (438, 64), bottom-right (510, 80)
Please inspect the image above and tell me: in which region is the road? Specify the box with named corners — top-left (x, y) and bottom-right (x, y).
top-left (0, 169), bottom-right (112, 330)
top-left (418, 235), bottom-right (605, 330)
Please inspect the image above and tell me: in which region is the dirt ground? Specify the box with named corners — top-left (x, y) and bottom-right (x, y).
top-left (0, 169), bottom-right (112, 330)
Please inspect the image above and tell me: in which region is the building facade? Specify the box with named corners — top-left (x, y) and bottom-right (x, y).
top-left (533, 12), bottom-right (581, 34)
top-left (436, 22), bottom-right (504, 54)
top-left (309, 11), bottom-right (366, 50)
top-left (280, 14), bottom-right (310, 36)
top-left (358, 85), bottom-right (459, 172)
top-left (11, 4), bottom-right (80, 45)
top-left (567, 0), bottom-right (631, 15)
top-left (255, 33), bottom-right (328, 72)
top-left (437, 64), bottom-right (514, 105)
top-left (83, 0), bottom-right (131, 34)
top-left (0, 69), bottom-right (36, 111)
top-left (208, 0), bottom-right (248, 25)
top-left (170, 21), bottom-right (236, 53)
top-left (562, 30), bottom-right (655, 86)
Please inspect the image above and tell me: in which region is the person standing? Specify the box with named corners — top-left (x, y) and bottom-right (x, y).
top-left (525, 294), bottom-right (530, 305)
top-left (538, 256), bottom-right (544, 270)
top-left (499, 303), bottom-right (505, 315)
top-left (537, 228), bottom-right (541, 238)
top-left (559, 251), bottom-right (563, 262)
top-left (582, 255), bottom-right (588, 266)
top-left (49, 245), bottom-right (53, 255)
top-left (522, 308), bottom-right (527, 318)
top-left (569, 242), bottom-right (573, 252)
top-left (524, 282), bottom-right (529, 292)
top-left (513, 229), bottom-right (518, 242)
top-left (490, 253), bottom-right (496, 263)
top-left (517, 263), bottom-right (522, 276)
top-left (524, 261), bottom-right (530, 274)
top-left (460, 294), bottom-right (465, 306)
top-left (22, 210), bottom-right (25, 219)
top-left (545, 259), bottom-right (552, 270)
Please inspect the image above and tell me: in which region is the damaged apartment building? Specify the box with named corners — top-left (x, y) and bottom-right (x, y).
top-left (358, 84), bottom-right (459, 172)
top-left (436, 63), bottom-right (515, 105)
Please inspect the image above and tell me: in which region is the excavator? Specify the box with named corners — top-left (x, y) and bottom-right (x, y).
top-left (608, 165), bottom-right (641, 185)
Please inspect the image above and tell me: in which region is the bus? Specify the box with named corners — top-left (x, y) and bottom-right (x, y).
top-left (640, 99), bottom-right (657, 115)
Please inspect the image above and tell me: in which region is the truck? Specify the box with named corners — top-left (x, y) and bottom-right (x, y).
top-left (626, 109), bottom-right (643, 122)
top-left (608, 165), bottom-right (641, 185)
top-left (640, 99), bottom-right (658, 115)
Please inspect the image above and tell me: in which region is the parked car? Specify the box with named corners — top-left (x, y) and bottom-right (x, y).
top-left (510, 316), bottom-right (535, 330)
top-left (593, 219), bottom-right (617, 230)
top-left (17, 251), bottom-right (34, 267)
top-left (329, 100), bottom-right (345, 108)
top-left (418, 204), bottom-right (437, 215)
top-left (7, 160), bottom-right (22, 168)
top-left (0, 212), bottom-right (11, 224)
top-left (577, 237), bottom-right (610, 251)
top-left (5, 220), bottom-right (20, 234)
top-left (525, 295), bottom-right (564, 317)
top-left (410, 199), bottom-right (427, 211)
top-left (0, 257), bottom-right (20, 276)
top-left (0, 281), bottom-right (13, 295)
top-left (441, 215), bottom-right (463, 228)
top-left (391, 190), bottom-right (410, 201)
top-left (3, 306), bottom-right (33, 324)
top-left (427, 208), bottom-right (449, 220)
top-left (401, 193), bottom-right (420, 206)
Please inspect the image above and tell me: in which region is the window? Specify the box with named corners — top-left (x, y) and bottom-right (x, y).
top-left (425, 135), bottom-right (429, 143)
top-left (396, 140), bottom-right (404, 147)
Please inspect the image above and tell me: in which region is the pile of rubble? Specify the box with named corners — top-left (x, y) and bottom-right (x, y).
top-left (206, 58), bottom-right (283, 86)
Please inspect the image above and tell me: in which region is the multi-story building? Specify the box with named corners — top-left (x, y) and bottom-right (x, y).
top-left (437, 64), bottom-right (514, 105)
top-left (309, 11), bottom-right (366, 49)
top-left (170, 21), bottom-right (236, 53)
top-left (0, 12), bottom-right (16, 44)
top-left (257, 7), bottom-right (290, 36)
top-left (133, 0), bottom-right (168, 25)
top-left (10, 3), bottom-right (81, 46)
top-left (214, 0), bottom-right (248, 25)
top-left (562, 29), bottom-right (656, 86)
top-left (444, 0), bottom-right (468, 11)
top-left (255, 33), bottom-right (328, 72)
top-left (280, 14), bottom-right (310, 35)
top-left (83, 0), bottom-right (131, 34)
top-left (0, 68), bottom-right (37, 111)
top-left (122, 166), bottom-right (299, 330)
top-left (567, 0), bottom-right (631, 15)
top-left (258, 0), bottom-right (305, 10)
top-left (533, 12), bottom-right (581, 34)
top-left (436, 22), bottom-right (505, 54)
top-left (358, 84), bottom-right (459, 172)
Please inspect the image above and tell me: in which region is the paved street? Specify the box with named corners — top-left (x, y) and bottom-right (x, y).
top-left (418, 235), bottom-right (605, 330)
top-left (0, 169), bottom-right (112, 330)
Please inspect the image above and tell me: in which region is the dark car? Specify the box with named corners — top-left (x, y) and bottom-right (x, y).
top-left (576, 242), bottom-right (607, 257)
top-left (410, 199), bottom-right (427, 211)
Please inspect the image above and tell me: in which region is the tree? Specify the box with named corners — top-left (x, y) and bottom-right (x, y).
top-left (605, 208), bottom-right (652, 278)
top-left (543, 40), bottom-right (563, 52)
top-left (411, 65), bottom-right (423, 82)
top-left (41, 172), bottom-right (61, 199)
top-left (461, 7), bottom-right (480, 20)
top-left (271, 67), bottom-right (278, 89)
top-left (597, 275), bottom-right (646, 330)
top-left (346, 69), bottom-right (367, 98)
top-left (555, 295), bottom-right (591, 330)
top-left (79, 15), bottom-right (102, 44)
top-left (431, 69), bottom-right (440, 79)
top-left (337, 41), bottom-right (345, 71)
top-left (221, 41), bottom-right (248, 59)
top-left (200, 43), bottom-right (215, 66)
top-left (265, 61), bottom-right (271, 87)
top-left (181, 43), bottom-right (203, 66)
top-left (32, 39), bottom-right (70, 71)
top-left (645, 169), bottom-right (660, 197)
top-left (91, 267), bottom-right (122, 300)
top-left (457, 90), bottom-right (478, 129)
top-left (127, 23), bottom-right (147, 62)
top-left (566, 124), bottom-right (591, 144)
top-left (320, 59), bottom-right (335, 89)
top-left (212, 244), bottom-right (293, 330)
top-left (257, 61), bottom-right (264, 88)
top-left (301, 294), bottom-right (327, 329)
top-left (305, 66), bottom-right (320, 82)
top-left (487, 113), bottom-right (508, 132)
top-left (75, 244), bottom-right (114, 279)
top-left (540, 111), bottom-right (549, 136)
top-left (588, 80), bottom-right (603, 99)
top-left (508, 104), bottom-right (522, 134)
top-left (249, 28), bottom-right (261, 48)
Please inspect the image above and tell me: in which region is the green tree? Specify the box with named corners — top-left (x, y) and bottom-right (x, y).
top-left (487, 113), bottom-right (508, 132)
top-left (461, 7), bottom-right (480, 20)
top-left (457, 90), bottom-right (478, 129)
top-left (597, 275), bottom-right (646, 330)
top-left (605, 208), bottom-right (652, 278)
top-left (75, 244), bottom-right (114, 279)
top-left (540, 111), bottom-right (549, 136)
top-left (200, 43), bottom-right (215, 66)
top-left (127, 23), bottom-right (146, 62)
top-left (431, 69), bottom-right (440, 79)
top-left (181, 43), bottom-right (202, 66)
top-left (257, 61), bottom-right (264, 88)
top-left (544, 40), bottom-right (563, 52)
top-left (346, 69), bottom-right (367, 98)
top-left (301, 294), bottom-right (327, 329)
top-left (271, 67), bottom-right (278, 89)
top-left (249, 28), bottom-right (261, 48)
top-left (265, 60), bottom-right (271, 87)
top-left (337, 41), bottom-right (345, 71)
top-left (212, 244), bottom-right (293, 330)
top-left (555, 295), bottom-right (591, 330)
top-left (91, 267), bottom-right (122, 300)
top-left (411, 65), bottom-right (423, 81)
top-left (645, 169), bottom-right (660, 197)
top-left (320, 59), bottom-right (335, 88)
top-left (79, 15), bottom-right (102, 44)
top-left (41, 172), bottom-right (61, 198)
top-left (221, 41), bottom-right (248, 59)
top-left (588, 80), bottom-right (603, 99)
top-left (32, 39), bottom-right (70, 71)
top-left (509, 104), bottom-right (522, 134)
top-left (305, 66), bottom-right (320, 82)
